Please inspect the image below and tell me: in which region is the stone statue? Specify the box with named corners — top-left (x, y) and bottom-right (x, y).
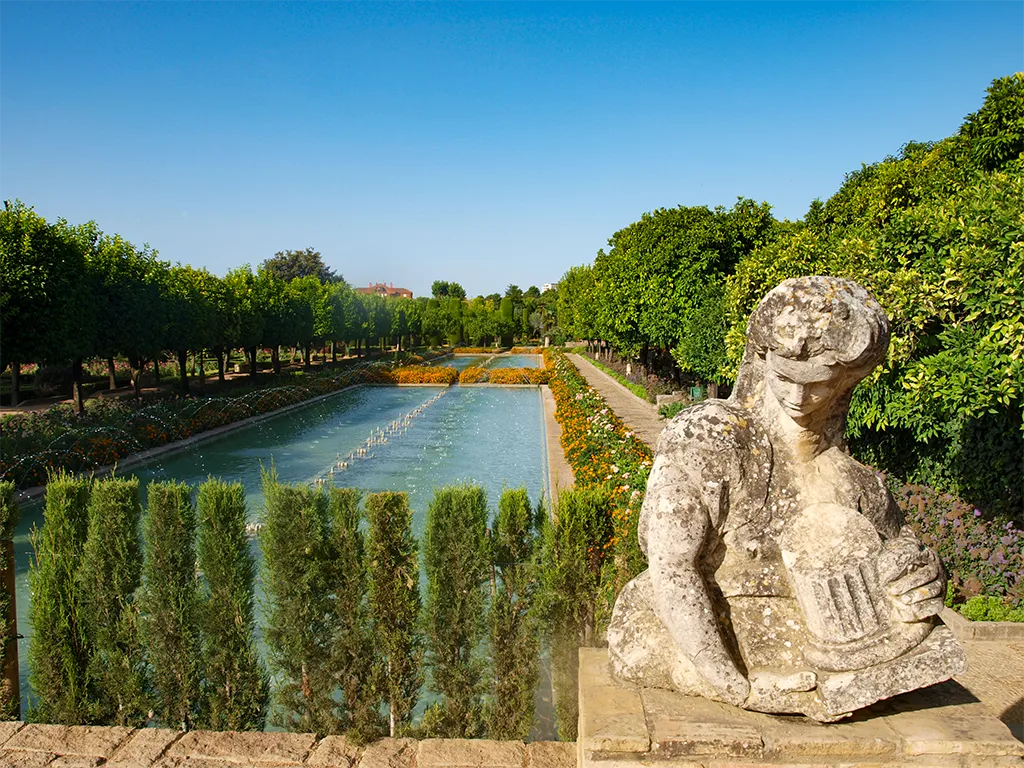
top-left (608, 276), bottom-right (966, 722)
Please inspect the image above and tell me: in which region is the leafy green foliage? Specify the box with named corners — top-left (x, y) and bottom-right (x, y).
top-left (261, 471), bottom-right (343, 733)
top-left (538, 487), bottom-right (615, 740)
top-left (261, 248), bottom-right (340, 283)
top-left (326, 488), bottom-right (384, 741)
top-left (196, 479), bottom-right (268, 731)
top-left (958, 596), bottom-right (1024, 622)
top-left (76, 477), bottom-right (148, 725)
top-left (365, 491), bottom-right (422, 737)
top-left (28, 473), bottom-right (93, 724)
top-left (486, 488), bottom-right (540, 740)
top-left (421, 485), bottom-right (489, 738)
top-left (0, 482), bottom-right (19, 720)
top-left (138, 481), bottom-right (201, 730)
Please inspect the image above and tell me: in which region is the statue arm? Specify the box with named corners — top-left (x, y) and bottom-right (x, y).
top-left (644, 465), bottom-right (751, 706)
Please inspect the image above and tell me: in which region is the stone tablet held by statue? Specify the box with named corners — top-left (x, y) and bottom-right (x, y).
top-left (607, 276), bottom-right (966, 721)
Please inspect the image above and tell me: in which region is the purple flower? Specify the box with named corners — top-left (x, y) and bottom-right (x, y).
top-left (974, 509), bottom-right (982, 517)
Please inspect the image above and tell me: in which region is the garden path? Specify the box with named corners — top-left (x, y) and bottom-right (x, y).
top-left (567, 354), bottom-right (665, 450)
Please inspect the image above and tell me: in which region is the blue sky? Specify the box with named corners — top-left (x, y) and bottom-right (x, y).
top-left (2, 2), bottom-right (1021, 298)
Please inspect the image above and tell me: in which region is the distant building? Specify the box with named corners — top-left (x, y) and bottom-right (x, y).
top-left (357, 282), bottom-right (413, 299)
top-left (542, 282), bottom-right (558, 293)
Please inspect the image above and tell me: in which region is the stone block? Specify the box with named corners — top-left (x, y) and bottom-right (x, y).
top-left (758, 711), bottom-right (899, 760)
top-left (640, 689), bottom-right (762, 758)
top-left (307, 735), bottom-right (359, 767)
top-left (107, 727), bottom-right (182, 767)
top-left (418, 738), bottom-right (525, 768)
top-left (0, 723), bottom-right (23, 748)
top-left (358, 738), bottom-right (417, 768)
top-left (578, 648), bottom-right (650, 754)
top-left (882, 686), bottom-right (1024, 758)
top-left (3, 724), bottom-right (132, 758)
top-left (0, 749), bottom-right (55, 768)
top-left (167, 730), bottom-right (317, 765)
top-left (525, 741), bottom-right (574, 768)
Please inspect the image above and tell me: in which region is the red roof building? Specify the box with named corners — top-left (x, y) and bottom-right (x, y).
top-left (356, 282), bottom-right (413, 299)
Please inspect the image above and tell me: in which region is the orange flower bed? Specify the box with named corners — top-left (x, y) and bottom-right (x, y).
top-left (547, 351), bottom-right (652, 579)
top-left (393, 366), bottom-right (458, 385)
top-left (458, 366), bottom-right (488, 384)
top-left (487, 368), bottom-right (551, 385)
top-left (508, 347), bottom-right (543, 354)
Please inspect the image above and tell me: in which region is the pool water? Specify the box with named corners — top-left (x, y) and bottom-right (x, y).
top-left (12, 384), bottom-right (550, 723)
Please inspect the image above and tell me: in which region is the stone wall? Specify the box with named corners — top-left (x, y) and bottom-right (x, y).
top-left (0, 722), bottom-right (575, 768)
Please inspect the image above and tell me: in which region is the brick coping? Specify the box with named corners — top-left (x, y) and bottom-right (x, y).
top-left (0, 723), bottom-right (575, 768)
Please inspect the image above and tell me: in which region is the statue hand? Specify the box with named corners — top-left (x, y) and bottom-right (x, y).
top-left (878, 531), bottom-right (945, 622)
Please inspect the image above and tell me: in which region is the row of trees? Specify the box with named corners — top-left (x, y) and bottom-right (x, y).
top-left (556, 74), bottom-right (1024, 518)
top-left (0, 210), bottom-right (560, 410)
top-left (14, 472), bottom-right (548, 740)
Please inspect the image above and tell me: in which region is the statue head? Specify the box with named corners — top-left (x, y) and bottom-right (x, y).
top-left (733, 277), bottom-right (889, 439)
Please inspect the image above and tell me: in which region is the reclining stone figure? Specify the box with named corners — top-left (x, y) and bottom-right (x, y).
top-left (608, 276), bottom-right (966, 721)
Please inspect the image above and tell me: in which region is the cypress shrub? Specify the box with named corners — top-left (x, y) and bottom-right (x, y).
top-left (77, 476), bottom-right (149, 726)
top-left (138, 481), bottom-right (201, 730)
top-left (421, 484), bottom-right (489, 738)
top-left (0, 481), bottom-right (20, 720)
top-left (28, 472), bottom-right (92, 724)
top-left (538, 487), bottom-right (613, 741)
top-left (196, 478), bottom-right (268, 731)
top-left (327, 488), bottom-right (383, 741)
top-left (486, 487), bottom-right (540, 740)
top-left (365, 491), bottom-right (421, 737)
top-left (261, 471), bottom-right (339, 733)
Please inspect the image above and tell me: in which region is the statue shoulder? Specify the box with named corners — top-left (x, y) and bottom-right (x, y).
top-left (658, 399), bottom-right (762, 455)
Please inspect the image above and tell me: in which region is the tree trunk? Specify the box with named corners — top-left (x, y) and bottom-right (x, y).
top-left (214, 347), bottom-right (226, 383)
top-left (198, 350), bottom-right (206, 391)
top-left (9, 362), bottom-right (19, 407)
top-left (154, 357), bottom-right (161, 383)
top-left (107, 356), bottom-right (117, 390)
top-left (304, 344), bottom-right (312, 370)
top-left (176, 349), bottom-right (189, 394)
top-left (249, 346), bottom-right (258, 381)
top-left (271, 347), bottom-right (281, 375)
top-left (71, 358), bottom-right (85, 414)
top-left (331, 341), bottom-right (337, 364)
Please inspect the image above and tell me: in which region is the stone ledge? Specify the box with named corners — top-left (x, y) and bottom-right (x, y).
top-left (577, 648), bottom-right (1024, 768)
top-left (0, 725), bottom-right (575, 768)
top-left (941, 607), bottom-right (1024, 642)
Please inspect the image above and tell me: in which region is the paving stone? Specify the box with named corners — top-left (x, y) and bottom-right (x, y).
top-left (0, 723), bottom-right (24, 749)
top-left (0, 749), bottom-right (55, 768)
top-left (3, 724), bottom-right (132, 758)
top-left (578, 648), bottom-right (650, 754)
top-left (758, 711), bottom-right (900, 760)
top-left (418, 739), bottom-right (525, 768)
top-left (883, 684), bottom-right (1024, 758)
top-left (640, 688), bottom-right (763, 759)
top-left (524, 741), bottom-right (574, 768)
top-left (167, 731), bottom-right (317, 765)
top-left (106, 728), bottom-right (183, 767)
top-left (306, 735), bottom-right (359, 767)
top-left (357, 738), bottom-right (417, 768)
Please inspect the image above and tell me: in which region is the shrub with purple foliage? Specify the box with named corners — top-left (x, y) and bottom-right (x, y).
top-left (892, 483), bottom-right (1023, 609)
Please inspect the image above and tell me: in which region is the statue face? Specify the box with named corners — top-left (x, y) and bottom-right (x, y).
top-left (765, 351), bottom-right (843, 423)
